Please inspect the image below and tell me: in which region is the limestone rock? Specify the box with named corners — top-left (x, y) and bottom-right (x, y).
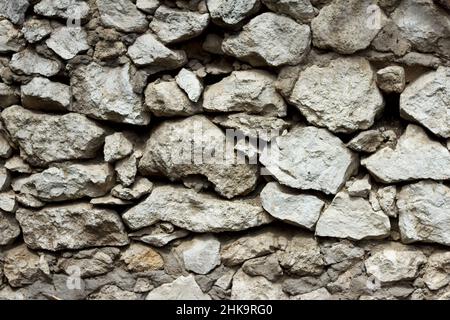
top-left (175, 68), bottom-right (203, 103)
top-left (0, 133), bottom-right (12, 158)
top-left (260, 126), bottom-right (358, 195)
top-left (120, 243), bottom-right (164, 273)
top-left (261, 182), bottom-right (325, 230)
top-left (397, 181), bottom-right (450, 246)
top-left (362, 125), bottom-right (450, 183)
top-left (289, 57), bottom-right (384, 133)
top-left (10, 50), bottom-right (60, 77)
top-left (88, 285), bottom-right (139, 300)
top-left (144, 80), bottom-right (201, 116)
top-left (139, 116), bottom-right (259, 199)
top-left (0, 0), bottom-right (29, 24)
top-left (2, 105), bottom-right (106, 166)
top-left (34, 0), bottom-right (90, 20)
top-left (242, 254), bottom-right (283, 281)
top-left (5, 156), bottom-right (31, 173)
top-left (222, 12), bottom-right (311, 67)
top-left (146, 275), bottom-right (211, 300)
top-left (262, 0), bottom-right (318, 23)
top-left (0, 168), bottom-right (10, 192)
top-left (294, 288), bottom-right (332, 300)
top-left (20, 162), bottom-right (115, 202)
top-left (129, 224), bottom-right (189, 247)
top-left (377, 66), bottom-right (406, 93)
top-left (70, 62), bottom-right (150, 125)
top-left (346, 175), bottom-right (371, 198)
top-left (97, 0), bottom-right (148, 33)
top-left (423, 252), bottom-right (450, 290)
top-left (321, 240), bottom-right (364, 265)
top-left (400, 67), bottom-right (450, 138)
top-left (347, 130), bottom-right (385, 153)
top-left (182, 235), bottom-right (221, 274)
top-left (21, 19), bottom-right (52, 44)
top-left (127, 33), bottom-right (187, 69)
top-left (16, 203), bottom-right (129, 251)
top-left (111, 177), bottom-right (154, 201)
top-left (377, 186), bottom-right (397, 217)
top-left (0, 20), bottom-right (25, 53)
top-left (371, 19), bottom-right (411, 56)
top-left (365, 246), bottom-right (427, 283)
top-left (203, 70), bottom-right (287, 116)
top-left (136, 0), bottom-right (160, 13)
top-left (150, 6), bottom-right (210, 44)
top-left (46, 26), bottom-right (90, 60)
top-left (0, 192), bottom-right (17, 213)
top-left (123, 185), bottom-right (272, 232)
top-left (207, 0), bottom-right (260, 27)
top-left (0, 211), bottom-right (20, 245)
top-left (311, 0), bottom-right (386, 54)
top-left (315, 190), bottom-right (391, 240)
top-left (115, 153), bottom-right (137, 187)
top-left (231, 270), bottom-right (288, 300)
top-left (21, 77), bottom-right (71, 111)
top-left (0, 83), bottom-right (20, 108)
top-left (104, 133), bottom-right (133, 163)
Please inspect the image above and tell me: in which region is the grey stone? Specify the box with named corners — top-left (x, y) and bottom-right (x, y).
top-left (21, 19), bottom-right (52, 44)
top-left (129, 224), bottom-right (189, 247)
top-left (88, 285), bottom-right (139, 300)
top-left (0, 0), bottom-right (29, 24)
top-left (377, 66), bottom-right (406, 93)
top-left (0, 192), bottom-right (17, 213)
top-left (377, 186), bottom-right (397, 218)
top-left (90, 195), bottom-right (131, 206)
top-left (0, 133), bottom-right (12, 158)
top-left (231, 269), bottom-right (288, 300)
top-left (182, 235), bottom-right (221, 275)
top-left (347, 130), bottom-right (385, 153)
top-left (136, 0), bottom-right (160, 13)
top-left (242, 254), bottom-right (283, 281)
top-left (97, 0), bottom-right (148, 33)
top-left (262, 0), bottom-right (317, 23)
top-left (0, 20), bottom-right (25, 53)
top-left (175, 68), bottom-right (203, 103)
top-left (115, 153), bottom-right (137, 187)
top-left (0, 83), bottom-right (20, 108)
top-left (423, 252), bottom-right (450, 290)
top-left (34, 0), bottom-right (90, 20)
top-left (46, 26), bottom-right (90, 60)
top-left (0, 211), bottom-right (20, 245)
top-left (10, 50), bottom-right (60, 77)
top-left (146, 275), bottom-right (211, 300)
top-left (207, 0), bottom-right (260, 27)
top-left (21, 77), bottom-right (71, 111)
top-left (104, 132), bottom-right (134, 163)
top-left (111, 177), bottom-right (153, 201)
top-left (0, 168), bottom-right (10, 192)
top-left (5, 156), bottom-right (31, 173)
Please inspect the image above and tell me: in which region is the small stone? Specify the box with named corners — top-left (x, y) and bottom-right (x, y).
top-left (120, 243), bottom-right (164, 273)
top-left (294, 288), bottom-right (332, 300)
top-left (0, 20), bottom-right (25, 53)
top-left (315, 190), bottom-right (391, 240)
top-left (5, 156), bottom-right (32, 173)
top-left (347, 130), bottom-right (385, 153)
top-left (365, 246), bottom-right (427, 283)
top-left (2, 106), bottom-right (106, 166)
top-left (97, 0), bottom-right (148, 33)
top-left (262, 0), bottom-right (318, 23)
top-left (90, 195), bottom-right (131, 206)
top-left (0, 168), bottom-right (10, 192)
top-left (144, 80), bottom-right (201, 116)
top-left (146, 275), bottom-right (211, 300)
top-left (222, 12), bottom-right (311, 67)
top-left (10, 50), bottom-right (60, 77)
top-left (0, 133), bottom-right (12, 158)
top-left (34, 0), bottom-right (90, 20)
top-left (260, 126), bottom-right (359, 195)
top-left (242, 254), bottom-right (283, 281)
top-left (104, 133), bottom-right (134, 163)
top-left (123, 185), bottom-right (272, 232)
top-left (136, 0), bottom-right (160, 13)
top-left (0, 211), bottom-right (20, 245)
top-left (111, 177), bottom-right (153, 201)
top-left (261, 182), bottom-right (324, 230)
top-left (371, 19), bottom-right (411, 56)
top-left (0, 83), bottom-right (20, 108)
top-left (231, 269), bottom-right (288, 300)
top-left (175, 68), bottom-right (203, 102)
top-left (88, 285), bottom-right (139, 300)
top-left (182, 235), bottom-right (221, 275)
top-left (377, 186), bottom-right (397, 217)
top-left (46, 26), bottom-right (90, 60)
top-left (207, 0), bottom-right (260, 27)
top-left (203, 70), bottom-right (287, 116)
top-left (423, 252), bottom-right (450, 290)
top-left (94, 40), bottom-right (126, 61)
top-left (0, 0), bottom-right (29, 24)
top-left (362, 125), bottom-right (450, 183)
top-left (0, 192), bottom-right (17, 213)
top-left (21, 77), bottom-right (71, 111)
top-left (16, 203), bottom-right (129, 251)
top-left (321, 240), bottom-right (364, 265)
top-left (311, 0), bottom-right (386, 54)
top-left (127, 33), bottom-right (187, 70)
top-left (21, 19), bottom-right (52, 44)
top-left (377, 66), bottom-right (406, 93)
top-left (150, 6), bottom-right (210, 44)
top-left (400, 66), bottom-right (450, 138)
top-left (129, 224), bottom-right (189, 247)
top-left (289, 57), bottom-right (384, 133)
top-left (115, 154), bottom-right (137, 187)
top-left (346, 175), bottom-right (371, 198)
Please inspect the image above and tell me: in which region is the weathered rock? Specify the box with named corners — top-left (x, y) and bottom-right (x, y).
top-left (260, 126), bottom-right (358, 195)
top-left (294, 288), bottom-right (332, 300)
top-left (203, 70), bottom-right (287, 116)
top-left (315, 190), bottom-right (391, 240)
top-left (46, 26), bottom-right (90, 60)
top-left (115, 153), bottom-right (137, 187)
top-left (175, 68), bottom-right (203, 103)
top-left (0, 0), bottom-right (29, 24)
top-left (20, 162), bottom-right (115, 202)
top-left (34, 0), bottom-right (90, 20)
top-left (10, 50), bottom-right (60, 77)
top-left (120, 243), bottom-right (164, 273)
top-left (123, 185), bottom-right (272, 232)
top-left (21, 77), bottom-right (71, 111)
top-left (111, 177), bottom-right (153, 201)
top-left (0, 20), bottom-right (25, 53)
top-left (347, 130), bottom-right (385, 153)
top-left (97, 0), bottom-right (148, 33)
top-left (88, 285), bottom-right (139, 300)
top-left (127, 33), bottom-right (187, 70)
top-left (222, 12), bottom-right (311, 67)
top-left (136, 0), bottom-right (159, 13)
top-left (0, 211), bottom-right (20, 245)
top-left (5, 156), bottom-right (31, 173)
top-left (262, 0), bottom-right (318, 23)
top-left (150, 6), bottom-right (209, 44)
top-left (282, 275), bottom-right (329, 296)
top-left (365, 246), bottom-right (427, 283)
top-left (21, 19), bottom-right (52, 44)
top-left (146, 275), bottom-right (211, 300)
top-left (139, 116), bottom-right (259, 199)
top-left (289, 57), bottom-right (384, 133)
top-left (90, 195), bottom-right (131, 206)
top-left (377, 186), bottom-right (397, 217)
top-left (400, 67), bottom-right (450, 138)
top-left (423, 252), bottom-right (450, 290)
top-left (242, 254), bottom-right (283, 281)
top-left (377, 66), bottom-right (406, 93)
top-left (362, 125), bottom-right (450, 183)
top-left (321, 240), bottom-right (364, 265)
top-left (104, 133), bottom-right (133, 163)
top-left (182, 235), bottom-right (221, 274)
top-left (70, 62), bottom-right (150, 125)
top-left (207, 0), bottom-right (260, 27)
top-left (0, 192), bottom-right (17, 213)
top-left (94, 40), bottom-right (126, 61)
top-left (0, 83), bottom-right (20, 108)
top-left (397, 181), bottom-right (450, 246)
top-left (371, 19), bottom-right (411, 56)
top-left (231, 269), bottom-right (288, 300)
top-left (261, 182), bottom-right (324, 230)
top-left (16, 203), bottom-right (129, 251)
top-left (346, 175), bottom-right (371, 198)
top-left (311, 0), bottom-right (386, 54)
top-left (3, 245), bottom-right (50, 288)
top-left (129, 224), bottom-right (189, 247)
top-left (2, 105), bottom-right (106, 166)
top-left (0, 168), bottom-right (10, 192)
top-left (144, 80), bottom-right (201, 116)
top-left (0, 133), bottom-right (12, 158)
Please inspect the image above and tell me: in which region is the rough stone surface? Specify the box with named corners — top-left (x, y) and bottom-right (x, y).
top-left (21, 77), bottom-right (71, 111)
top-left (104, 133), bottom-right (134, 163)
top-left (10, 50), bottom-right (60, 77)
top-left (262, 0), bottom-right (318, 24)
top-left (231, 270), bottom-right (288, 300)
top-left (377, 66), bottom-right (406, 93)
top-left (0, 20), bottom-right (25, 53)
top-left (146, 275), bottom-right (211, 300)
top-left (97, 0), bottom-right (148, 33)
top-left (21, 19), bottom-right (52, 44)
top-left (182, 235), bottom-right (221, 274)
top-left (0, 211), bottom-right (20, 245)
top-left (0, 83), bottom-right (20, 108)
top-left (46, 27), bottom-right (90, 60)
top-left (120, 243), bottom-right (164, 272)
top-left (0, 0), bottom-right (29, 24)
top-left (175, 68), bottom-right (203, 103)
top-left (34, 0), bottom-right (90, 20)
top-left (207, 0), bottom-right (260, 27)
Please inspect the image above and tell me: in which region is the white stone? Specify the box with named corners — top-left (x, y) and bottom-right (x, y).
top-left (46, 26), bottom-right (90, 60)
top-left (104, 132), bottom-right (133, 163)
top-left (146, 275), bottom-right (211, 300)
top-left (231, 270), bottom-right (288, 300)
top-left (21, 77), bottom-right (71, 111)
top-left (10, 50), bottom-right (60, 77)
top-left (182, 235), bottom-right (221, 274)
top-left (175, 68), bottom-right (203, 102)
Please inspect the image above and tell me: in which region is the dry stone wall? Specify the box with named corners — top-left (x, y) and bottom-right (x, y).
top-left (0, 0), bottom-right (450, 300)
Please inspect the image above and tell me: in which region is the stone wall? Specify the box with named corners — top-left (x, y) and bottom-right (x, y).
top-left (0, 0), bottom-right (450, 300)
